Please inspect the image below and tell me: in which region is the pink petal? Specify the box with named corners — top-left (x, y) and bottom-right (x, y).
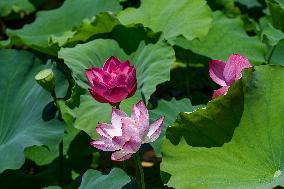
top-left (112, 136), bottom-right (128, 148)
top-left (86, 67), bottom-right (111, 86)
top-left (127, 65), bottom-right (135, 74)
top-left (111, 151), bottom-right (132, 161)
top-left (86, 69), bottom-right (95, 86)
top-left (111, 108), bottom-right (127, 130)
top-left (118, 61), bottom-right (131, 74)
top-left (103, 87), bottom-right (129, 104)
top-left (103, 56), bottom-right (120, 73)
top-left (131, 100), bottom-right (149, 123)
top-left (96, 123), bottom-right (124, 139)
top-left (209, 60), bottom-right (227, 87)
top-left (124, 136), bottom-right (141, 153)
top-left (88, 88), bottom-right (109, 103)
top-left (131, 100), bottom-right (149, 136)
top-left (230, 54), bottom-right (251, 80)
top-left (126, 75), bottom-right (137, 98)
top-left (90, 82), bottom-right (130, 104)
top-left (88, 79), bottom-right (111, 103)
top-left (90, 139), bottom-right (119, 151)
top-left (111, 137), bottom-right (141, 161)
top-left (91, 78), bottom-right (109, 93)
top-left (145, 116), bottom-right (164, 143)
top-left (109, 74), bottom-right (127, 87)
top-left (96, 123), bottom-right (112, 138)
top-left (223, 54), bottom-right (251, 85)
top-left (127, 82), bottom-right (137, 98)
top-left (121, 117), bottom-right (139, 140)
top-left (126, 68), bottom-right (137, 92)
top-left (212, 86), bottom-right (230, 99)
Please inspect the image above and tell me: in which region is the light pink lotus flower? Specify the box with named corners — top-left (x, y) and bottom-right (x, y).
top-left (86, 56), bottom-right (137, 105)
top-left (209, 54), bottom-right (252, 99)
top-left (90, 100), bottom-right (164, 161)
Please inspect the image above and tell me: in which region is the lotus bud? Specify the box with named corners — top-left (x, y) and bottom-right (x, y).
top-left (35, 69), bottom-right (55, 93)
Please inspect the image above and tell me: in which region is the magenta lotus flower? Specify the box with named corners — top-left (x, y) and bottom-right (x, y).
top-left (90, 100), bottom-right (164, 161)
top-left (86, 56), bottom-right (137, 105)
top-left (209, 54), bottom-right (252, 99)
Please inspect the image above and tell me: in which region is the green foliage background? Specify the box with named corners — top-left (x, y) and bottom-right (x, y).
top-left (1, 0), bottom-right (284, 188)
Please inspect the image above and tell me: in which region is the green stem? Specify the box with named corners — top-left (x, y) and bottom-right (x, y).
top-left (51, 89), bottom-right (57, 108)
top-left (50, 90), bottom-right (64, 187)
top-left (122, 161), bottom-right (127, 173)
top-left (134, 153), bottom-right (145, 189)
top-left (115, 102), bottom-right (120, 109)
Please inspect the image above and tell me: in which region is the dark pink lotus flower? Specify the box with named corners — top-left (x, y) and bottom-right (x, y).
top-left (86, 56), bottom-right (137, 105)
top-left (90, 100), bottom-right (164, 161)
top-left (209, 54), bottom-right (252, 99)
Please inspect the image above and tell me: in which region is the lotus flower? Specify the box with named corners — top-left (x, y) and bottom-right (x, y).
top-left (209, 54), bottom-right (252, 99)
top-left (86, 56), bottom-right (137, 105)
top-left (90, 100), bottom-right (164, 161)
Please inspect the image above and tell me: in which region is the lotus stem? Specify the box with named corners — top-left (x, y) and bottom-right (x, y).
top-left (50, 90), bottom-right (63, 187)
top-left (134, 153), bottom-right (145, 189)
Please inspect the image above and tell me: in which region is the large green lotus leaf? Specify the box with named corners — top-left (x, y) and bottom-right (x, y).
top-left (79, 168), bottom-right (130, 189)
top-left (267, 0), bottom-right (284, 32)
top-left (21, 70), bottom-right (72, 165)
top-left (0, 49), bottom-right (64, 173)
top-left (50, 12), bottom-right (120, 46)
top-left (118, 0), bottom-right (212, 40)
top-left (162, 65), bottom-right (284, 189)
top-left (58, 39), bottom-right (175, 102)
top-left (0, 0), bottom-right (35, 17)
top-left (24, 126), bottom-right (79, 166)
top-left (109, 24), bottom-right (161, 55)
top-left (262, 23), bottom-right (284, 46)
top-left (270, 39), bottom-right (284, 65)
top-left (166, 81), bottom-right (244, 147)
top-left (24, 99), bottom-right (86, 165)
top-left (130, 41), bottom-right (175, 101)
top-left (173, 11), bottom-right (267, 65)
top-left (7, 0), bottom-right (121, 55)
top-left (74, 95), bottom-right (112, 138)
top-left (149, 99), bottom-right (195, 156)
